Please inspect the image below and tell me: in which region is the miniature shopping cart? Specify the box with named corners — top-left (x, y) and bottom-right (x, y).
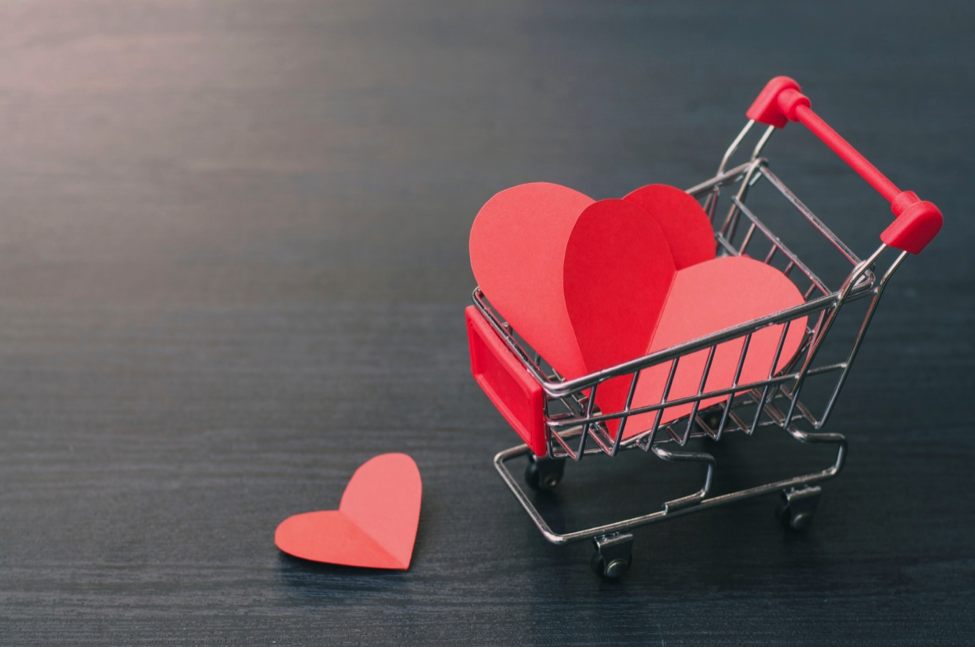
top-left (465, 77), bottom-right (943, 578)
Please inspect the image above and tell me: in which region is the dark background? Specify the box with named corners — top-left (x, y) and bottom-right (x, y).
top-left (1, 1), bottom-right (972, 645)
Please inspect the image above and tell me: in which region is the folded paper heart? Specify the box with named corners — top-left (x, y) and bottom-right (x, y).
top-left (470, 182), bottom-right (806, 440)
top-left (274, 453), bottom-right (421, 570)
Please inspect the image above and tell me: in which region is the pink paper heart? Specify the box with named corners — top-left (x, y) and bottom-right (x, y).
top-left (470, 182), bottom-right (594, 380)
top-left (274, 453), bottom-right (421, 570)
top-left (607, 255), bottom-right (806, 439)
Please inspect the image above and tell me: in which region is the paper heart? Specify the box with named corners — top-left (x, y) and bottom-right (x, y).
top-left (561, 193), bottom-right (804, 438)
top-left (274, 453), bottom-right (421, 570)
top-left (604, 256), bottom-right (806, 439)
top-left (470, 182), bottom-right (807, 442)
top-left (562, 198), bottom-right (677, 433)
top-left (623, 184), bottom-right (716, 270)
top-left (470, 182), bottom-right (593, 381)
top-left (563, 198), bottom-right (676, 375)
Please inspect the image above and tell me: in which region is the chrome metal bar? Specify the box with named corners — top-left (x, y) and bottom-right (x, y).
top-left (717, 120), bottom-right (756, 175)
top-left (715, 233), bottom-right (740, 257)
top-left (644, 358), bottom-right (680, 450)
top-left (493, 430), bottom-right (846, 545)
top-left (703, 187), bottom-right (720, 225)
top-left (651, 445), bottom-right (716, 511)
top-left (739, 222), bottom-right (758, 255)
top-left (777, 384), bottom-right (824, 429)
top-left (548, 372), bottom-right (803, 434)
top-left (882, 249), bottom-right (910, 286)
top-left (728, 409), bottom-right (749, 435)
top-left (782, 246), bottom-right (887, 426)
top-left (806, 362), bottom-right (847, 377)
top-left (576, 383), bottom-right (598, 459)
top-left (719, 159), bottom-right (765, 243)
top-left (760, 166), bottom-right (861, 266)
top-left (613, 372), bottom-right (642, 453)
top-left (716, 333), bottom-right (753, 439)
top-left (536, 295), bottom-right (835, 398)
top-left (684, 345), bottom-right (718, 444)
top-left (751, 320), bottom-right (792, 433)
top-left (732, 197), bottom-right (831, 295)
top-left (819, 286), bottom-right (885, 426)
top-left (686, 161), bottom-right (754, 197)
top-left (550, 424), bottom-right (579, 459)
top-left (751, 124), bottom-right (776, 160)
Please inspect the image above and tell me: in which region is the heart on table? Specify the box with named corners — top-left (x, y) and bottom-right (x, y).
top-left (275, 453), bottom-right (422, 570)
top-left (470, 182), bottom-right (807, 440)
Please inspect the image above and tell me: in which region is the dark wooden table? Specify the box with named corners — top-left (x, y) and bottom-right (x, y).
top-left (1, 1), bottom-right (972, 644)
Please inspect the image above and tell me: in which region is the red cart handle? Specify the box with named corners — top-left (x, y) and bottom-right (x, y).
top-left (746, 76), bottom-right (942, 254)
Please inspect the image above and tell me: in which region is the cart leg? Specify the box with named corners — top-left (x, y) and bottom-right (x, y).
top-left (776, 485), bottom-right (821, 530)
top-left (524, 455), bottom-right (565, 491)
top-left (591, 533), bottom-right (634, 579)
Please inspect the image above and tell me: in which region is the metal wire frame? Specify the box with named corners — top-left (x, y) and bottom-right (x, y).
top-left (478, 118), bottom-right (911, 546)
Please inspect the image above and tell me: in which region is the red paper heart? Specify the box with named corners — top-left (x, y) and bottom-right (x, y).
top-left (561, 192), bottom-right (804, 438)
top-left (623, 184), bottom-right (716, 270)
top-left (470, 182), bottom-right (807, 442)
top-left (274, 453), bottom-right (421, 570)
top-left (563, 198), bottom-right (676, 375)
top-left (562, 198), bottom-right (677, 434)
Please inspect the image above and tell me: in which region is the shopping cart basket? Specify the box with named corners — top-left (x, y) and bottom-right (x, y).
top-left (465, 76), bottom-right (943, 578)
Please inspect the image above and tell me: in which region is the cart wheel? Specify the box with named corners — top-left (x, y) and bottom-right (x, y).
top-left (524, 456), bottom-right (565, 491)
top-left (591, 552), bottom-right (631, 579)
top-left (700, 410), bottom-right (724, 436)
top-left (776, 485), bottom-right (821, 531)
top-left (591, 532), bottom-right (634, 579)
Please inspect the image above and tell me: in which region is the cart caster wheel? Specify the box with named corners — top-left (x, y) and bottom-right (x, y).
top-left (591, 552), bottom-right (631, 579)
top-left (591, 532), bottom-right (634, 579)
top-left (700, 410), bottom-right (724, 436)
top-left (776, 502), bottom-right (813, 530)
top-left (525, 456), bottom-right (565, 491)
top-left (777, 485), bottom-right (821, 531)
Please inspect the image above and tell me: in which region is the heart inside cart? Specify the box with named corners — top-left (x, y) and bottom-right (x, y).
top-left (470, 182), bottom-right (807, 441)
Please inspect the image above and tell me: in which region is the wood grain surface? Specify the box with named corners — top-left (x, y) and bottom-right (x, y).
top-left (0, 1), bottom-right (972, 645)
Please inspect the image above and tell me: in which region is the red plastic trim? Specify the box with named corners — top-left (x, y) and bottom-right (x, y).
top-left (792, 104), bottom-right (900, 203)
top-left (746, 76), bottom-right (943, 254)
top-left (466, 306), bottom-right (547, 457)
top-left (881, 200), bottom-right (943, 255)
top-left (746, 76), bottom-right (802, 129)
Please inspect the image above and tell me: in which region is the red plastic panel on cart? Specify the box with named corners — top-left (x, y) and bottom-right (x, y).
top-left (466, 306), bottom-right (547, 457)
